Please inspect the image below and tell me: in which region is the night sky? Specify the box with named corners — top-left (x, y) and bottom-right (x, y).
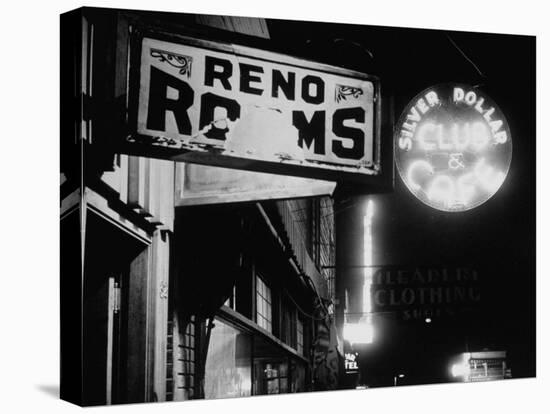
top-left (267, 19), bottom-right (536, 384)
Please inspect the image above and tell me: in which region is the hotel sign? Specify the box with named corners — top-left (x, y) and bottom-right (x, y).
top-left (344, 352), bottom-right (359, 374)
top-left (126, 33), bottom-right (381, 183)
top-left (395, 84), bottom-right (512, 212)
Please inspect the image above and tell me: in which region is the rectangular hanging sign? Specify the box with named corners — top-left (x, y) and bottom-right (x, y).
top-left (126, 32), bottom-right (381, 183)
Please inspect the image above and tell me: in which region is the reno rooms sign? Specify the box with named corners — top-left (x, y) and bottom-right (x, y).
top-left (127, 34), bottom-right (381, 182)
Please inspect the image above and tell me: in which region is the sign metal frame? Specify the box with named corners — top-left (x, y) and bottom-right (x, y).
top-left (124, 28), bottom-right (383, 185)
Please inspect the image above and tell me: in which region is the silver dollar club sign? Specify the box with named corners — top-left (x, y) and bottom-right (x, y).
top-left (395, 84), bottom-right (512, 212)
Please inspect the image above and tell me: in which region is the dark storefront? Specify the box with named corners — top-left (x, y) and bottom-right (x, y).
top-left (167, 201), bottom-right (333, 400)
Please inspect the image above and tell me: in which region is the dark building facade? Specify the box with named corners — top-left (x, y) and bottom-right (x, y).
top-left (60, 9), bottom-right (345, 405)
top-left (167, 198), bottom-right (338, 400)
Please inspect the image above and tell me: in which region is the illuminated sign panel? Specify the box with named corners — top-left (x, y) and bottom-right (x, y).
top-left (345, 352), bottom-right (359, 374)
top-left (127, 34), bottom-right (381, 183)
top-left (450, 351), bottom-right (511, 382)
top-left (395, 84), bottom-right (512, 212)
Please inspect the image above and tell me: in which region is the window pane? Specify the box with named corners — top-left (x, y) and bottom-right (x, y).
top-left (291, 360), bottom-right (306, 393)
top-left (267, 379), bottom-right (279, 394)
top-left (279, 362), bottom-right (288, 377)
top-left (255, 274), bottom-right (272, 333)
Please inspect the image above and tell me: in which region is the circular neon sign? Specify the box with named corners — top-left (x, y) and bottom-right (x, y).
top-left (395, 84), bottom-right (512, 212)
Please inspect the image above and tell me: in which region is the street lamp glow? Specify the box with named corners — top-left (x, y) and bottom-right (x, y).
top-left (343, 321), bottom-right (375, 345)
top-left (451, 363), bottom-right (469, 378)
top-left (451, 353), bottom-right (471, 380)
top-left (394, 373), bottom-right (405, 386)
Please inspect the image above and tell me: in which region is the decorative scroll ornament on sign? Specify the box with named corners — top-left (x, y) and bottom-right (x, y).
top-left (150, 48), bottom-right (193, 77)
top-left (335, 85), bottom-right (364, 103)
top-left (394, 84), bottom-right (512, 212)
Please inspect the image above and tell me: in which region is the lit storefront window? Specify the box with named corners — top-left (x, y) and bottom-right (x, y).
top-left (204, 319), bottom-right (252, 399)
top-left (256, 275), bottom-right (272, 332)
top-left (265, 361), bottom-right (288, 394)
top-left (251, 333), bottom-right (307, 395)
